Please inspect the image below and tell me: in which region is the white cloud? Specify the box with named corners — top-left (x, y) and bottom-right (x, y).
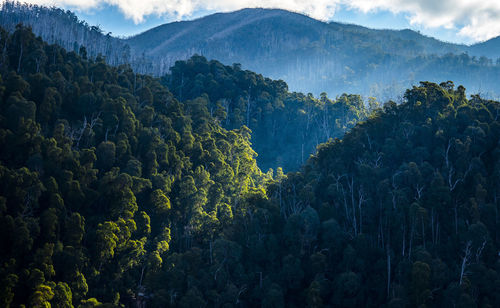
top-left (11, 0), bottom-right (339, 22)
top-left (4, 0), bottom-right (500, 41)
top-left (345, 0), bottom-right (500, 41)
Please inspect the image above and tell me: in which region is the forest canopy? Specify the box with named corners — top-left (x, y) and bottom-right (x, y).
top-left (0, 25), bottom-right (499, 308)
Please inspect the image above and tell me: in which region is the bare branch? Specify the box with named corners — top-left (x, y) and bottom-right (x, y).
top-left (459, 241), bottom-right (472, 285)
top-left (475, 239), bottom-right (487, 263)
top-left (415, 184), bottom-right (425, 200)
top-left (443, 139), bottom-right (452, 169)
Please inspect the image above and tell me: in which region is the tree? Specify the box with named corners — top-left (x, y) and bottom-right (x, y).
top-left (52, 282), bottom-right (73, 308)
top-left (64, 212), bottom-right (85, 246)
top-left (411, 261), bottom-right (431, 307)
top-left (29, 283), bottom-right (54, 308)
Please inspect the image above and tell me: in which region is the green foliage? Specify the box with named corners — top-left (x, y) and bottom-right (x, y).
top-left (1, 25), bottom-right (500, 308)
top-left (165, 56), bottom-right (369, 171)
top-left (0, 26), bottom-right (261, 307)
top-left (260, 81), bottom-right (500, 307)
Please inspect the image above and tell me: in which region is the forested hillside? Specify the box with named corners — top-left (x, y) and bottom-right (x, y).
top-left (0, 25), bottom-right (264, 307)
top-left (469, 36), bottom-right (500, 60)
top-left (126, 8), bottom-right (500, 99)
top-left (267, 81), bottom-right (500, 307)
top-left (0, 2), bottom-right (372, 171)
top-left (163, 56), bottom-right (369, 171)
top-left (1, 24), bottom-right (500, 308)
top-left (2, 2), bottom-right (500, 100)
top-left (0, 1), bottom-right (131, 66)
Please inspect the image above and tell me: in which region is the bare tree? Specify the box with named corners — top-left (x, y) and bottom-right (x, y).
top-left (459, 241), bottom-right (472, 285)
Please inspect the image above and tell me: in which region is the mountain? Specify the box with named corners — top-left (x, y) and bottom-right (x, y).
top-left (126, 8), bottom-right (470, 97)
top-left (1, 2), bottom-right (500, 172)
top-left (126, 8), bottom-right (466, 64)
top-left (126, 8), bottom-right (500, 99)
top-left (469, 36), bottom-right (500, 60)
top-left (2, 3), bottom-right (500, 100)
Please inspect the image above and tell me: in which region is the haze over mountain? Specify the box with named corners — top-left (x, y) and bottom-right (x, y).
top-left (126, 8), bottom-right (500, 99)
top-left (2, 2), bottom-right (500, 100)
top-left (126, 8), bottom-right (466, 63)
top-left (469, 36), bottom-right (500, 60)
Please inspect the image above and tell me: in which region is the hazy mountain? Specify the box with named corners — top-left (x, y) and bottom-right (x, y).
top-left (127, 8), bottom-right (466, 62)
top-left (126, 8), bottom-right (472, 97)
top-left (469, 36), bottom-right (500, 60)
top-left (2, 3), bottom-right (500, 99)
top-left (124, 8), bottom-right (500, 98)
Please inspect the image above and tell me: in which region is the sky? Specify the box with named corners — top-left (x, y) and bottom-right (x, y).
top-left (8, 0), bottom-right (500, 44)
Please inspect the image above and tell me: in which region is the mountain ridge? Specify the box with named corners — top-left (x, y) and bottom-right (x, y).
top-left (2, 3), bottom-right (500, 99)
top-left (128, 8), bottom-right (483, 50)
top-left (125, 8), bottom-right (500, 98)
top-left (127, 8), bottom-right (470, 56)
top-left (469, 35), bottom-right (500, 60)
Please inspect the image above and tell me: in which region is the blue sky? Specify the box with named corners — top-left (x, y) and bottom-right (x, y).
top-left (76, 4), bottom-right (216, 38)
top-left (8, 1), bottom-right (500, 44)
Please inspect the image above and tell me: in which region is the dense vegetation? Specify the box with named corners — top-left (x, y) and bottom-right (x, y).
top-left (164, 55), bottom-right (369, 171)
top-left (1, 25), bottom-right (500, 308)
top-left (0, 25), bottom-right (264, 307)
top-left (269, 81), bottom-right (500, 307)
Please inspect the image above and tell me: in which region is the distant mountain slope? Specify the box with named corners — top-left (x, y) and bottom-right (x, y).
top-left (469, 36), bottom-right (500, 60)
top-left (2, 3), bottom-right (499, 99)
top-left (127, 8), bottom-right (464, 61)
top-left (126, 8), bottom-right (498, 98)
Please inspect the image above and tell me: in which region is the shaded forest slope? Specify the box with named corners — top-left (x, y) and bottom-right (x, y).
top-left (0, 25), bottom-right (500, 308)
